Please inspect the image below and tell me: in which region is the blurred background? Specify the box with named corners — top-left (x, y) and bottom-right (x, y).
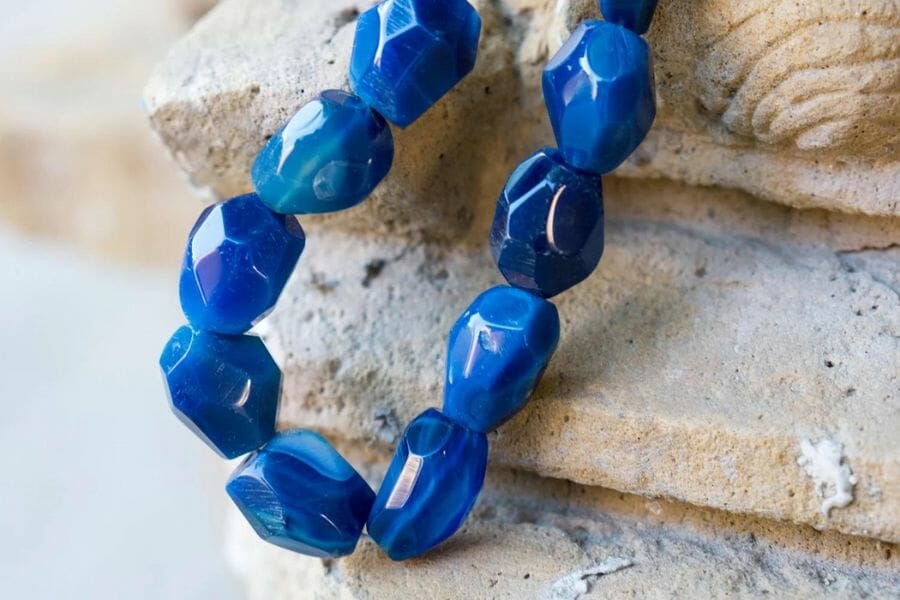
top-left (0, 1), bottom-right (241, 597)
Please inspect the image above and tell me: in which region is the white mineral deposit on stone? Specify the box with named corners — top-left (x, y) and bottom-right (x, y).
top-left (798, 438), bottom-right (859, 517)
top-left (546, 557), bottom-right (634, 600)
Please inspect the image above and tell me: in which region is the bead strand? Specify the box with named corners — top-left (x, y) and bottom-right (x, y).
top-left (160, 0), bottom-right (483, 559)
top-left (160, 0), bottom-right (659, 563)
top-left (366, 0), bottom-right (659, 561)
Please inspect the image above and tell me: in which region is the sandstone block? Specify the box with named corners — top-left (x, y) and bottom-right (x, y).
top-left (143, 0), bottom-right (900, 236)
top-left (258, 179), bottom-right (900, 542)
top-left (227, 464), bottom-right (900, 599)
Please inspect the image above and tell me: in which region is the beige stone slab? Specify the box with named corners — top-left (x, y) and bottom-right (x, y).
top-left (144, 0), bottom-right (900, 226)
top-left (258, 178), bottom-right (900, 542)
top-left (226, 463), bottom-right (900, 599)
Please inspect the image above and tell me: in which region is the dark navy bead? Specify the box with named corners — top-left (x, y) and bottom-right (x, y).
top-left (160, 326), bottom-right (280, 459)
top-left (179, 193), bottom-right (305, 335)
top-left (367, 409), bottom-right (487, 560)
top-left (349, 0), bottom-right (482, 128)
top-left (599, 0), bottom-right (659, 35)
top-left (252, 90), bottom-right (394, 215)
top-left (227, 430), bottom-right (375, 558)
top-left (443, 287), bottom-right (560, 432)
top-left (543, 20), bottom-right (656, 175)
top-left (490, 148), bottom-right (605, 298)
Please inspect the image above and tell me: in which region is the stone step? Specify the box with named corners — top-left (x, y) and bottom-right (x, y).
top-left (257, 177), bottom-right (899, 543)
top-left (226, 462), bottom-right (900, 599)
top-left (138, 0), bottom-right (900, 543)
top-left (143, 0), bottom-right (900, 234)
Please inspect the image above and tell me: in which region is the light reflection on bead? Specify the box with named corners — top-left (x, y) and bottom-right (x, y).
top-left (443, 287), bottom-right (560, 432)
top-left (543, 20), bottom-right (656, 175)
top-left (179, 193), bottom-right (305, 335)
top-left (252, 90), bottom-right (394, 215)
top-left (349, 0), bottom-right (482, 127)
top-left (227, 429), bottom-right (375, 557)
top-left (490, 148), bottom-right (605, 298)
top-left (367, 409), bottom-right (487, 560)
top-left (159, 326), bottom-right (280, 459)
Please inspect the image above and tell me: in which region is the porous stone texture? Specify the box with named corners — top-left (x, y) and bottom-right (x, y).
top-left (144, 0), bottom-right (900, 232)
top-left (143, 0), bottom-right (900, 592)
top-left (0, 0), bottom-right (207, 265)
top-left (227, 462), bottom-right (900, 599)
top-left (253, 177), bottom-right (900, 543)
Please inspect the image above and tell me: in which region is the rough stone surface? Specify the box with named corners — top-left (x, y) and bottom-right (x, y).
top-left (227, 461), bottom-right (900, 599)
top-left (142, 0), bottom-right (900, 589)
top-left (144, 0), bottom-right (900, 230)
top-left (0, 0), bottom-right (205, 265)
top-left (254, 178), bottom-right (900, 543)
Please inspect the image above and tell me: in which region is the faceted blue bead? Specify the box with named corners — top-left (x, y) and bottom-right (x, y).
top-left (252, 90), bottom-right (394, 215)
top-left (443, 287), bottom-right (560, 432)
top-left (349, 0), bottom-right (482, 128)
top-left (490, 148), bottom-right (605, 298)
top-left (227, 430), bottom-right (375, 558)
top-left (543, 21), bottom-right (656, 175)
top-left (367, 409), bottom-right (487, 560)
top-left (599, 0), bottom-right (659, 35)
top-left (179, 193), bottom-right (305, 335)
top-left (160, 326), bottom-right (280, 459)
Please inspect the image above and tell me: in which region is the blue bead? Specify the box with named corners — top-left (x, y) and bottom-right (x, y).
top-left (543, 21), bottom-right (656, 175)
top-left (490, 148), bottom-right (605, 298)
top-left (367, 409), bottom-right (487, 560)
top-left (599, 0), bottom-right (659, 35)
top-left (252, 90), bottom-right (394, 215)
top-left (227, 430), bottom-right (375, 557)
top-left (349, 0), bottom-right (482, 128)
top-left (160, 326), bottom-right (280, 459)
top-left (443, 287), bottom-right (560, 432)
top-left (179, 193), bottom-right (305, 335)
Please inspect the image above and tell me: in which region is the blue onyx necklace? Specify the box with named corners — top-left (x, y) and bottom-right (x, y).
top-left (160, 0), bottom-right (658, 561)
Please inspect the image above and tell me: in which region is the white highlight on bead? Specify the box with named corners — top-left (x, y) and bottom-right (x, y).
top-left (385, 453), bottom-right (424, 509)
top-left (234, 379), bottom-right (252, 409)
top-left (545, 184), bottom-right (567, 254)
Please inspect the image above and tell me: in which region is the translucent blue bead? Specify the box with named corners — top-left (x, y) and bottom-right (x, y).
top-left (599, 0), bottom-right (659, 35)
top-left (490, 148), bottom-right (605, 298)
top-left (367, 409), bottom-right (487, 560)
top-left (349, 0), bottom-right (482, 128)
top-left (252, 90), bottom-right (394, 215)
top-left (179, 193), bottom-right (305, 335)
top-left (159, 326), bottom-right (280, 459)
top-left (543, 21), bottom-right (656, 175)
top-left (227, 430), bottom-right (375, 558)
top-left (443, 287), bottom-right (560, 432)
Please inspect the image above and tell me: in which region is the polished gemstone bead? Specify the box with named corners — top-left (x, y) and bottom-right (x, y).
top-left (179, 193), bottom-right (305, 335)
top-left (349, 0), bottom-right (482, 128)
top-left (599, 0), bottom-right (659, 34)
top-left (367, 409), bottom-right (487, 560)
top-left (543, 21), bottom-right (656, 175)
top-left (252, 90), bottom-right (394, 215)
top-left (443, 287), bottom-right (560, 432)
top-left (490, 148), bottom-right (605, 298)
top-left (227, 430), bottom-right (375, 557)
top-left (159, 326), bottom-right (280, 459)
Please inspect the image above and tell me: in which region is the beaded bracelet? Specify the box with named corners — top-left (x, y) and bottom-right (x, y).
top-left (160, 0), bottom-right (657, 562)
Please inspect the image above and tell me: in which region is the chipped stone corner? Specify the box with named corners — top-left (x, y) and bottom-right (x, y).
top-left (797, 438), bottom-right (859, 517)
top-left (545, 557), bottom-right (634, 600)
